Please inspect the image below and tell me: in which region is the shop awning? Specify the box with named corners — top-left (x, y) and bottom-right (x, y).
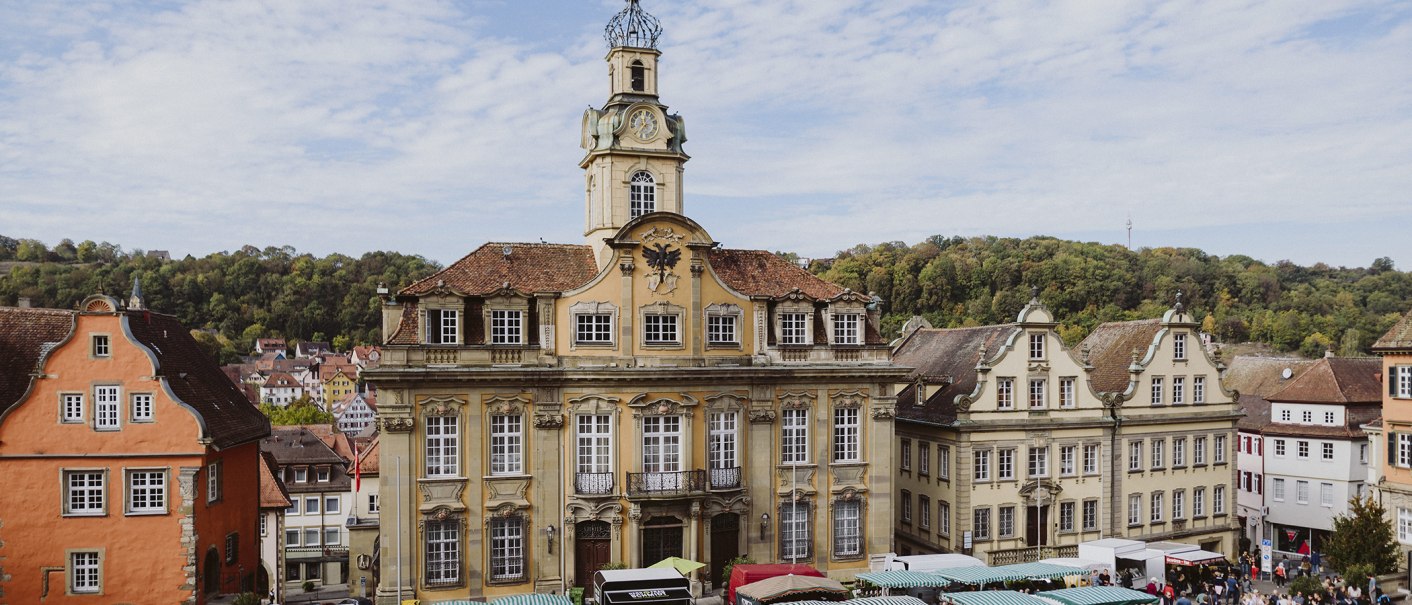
top-left (489, 596), bottom-right (576, 605)
top-left (1040, 587), bottom-right (1160, 605)
top-left (1163, 550), bottom-right (1226, 566)
top-left (943, 590), bottom-right (1056, 605)
top-left (856, 570), bottom-right (954, 589)
top-left (794, 598), bottom-right (929, 605)
top-left (934, 563), bottom-right (1088, 585)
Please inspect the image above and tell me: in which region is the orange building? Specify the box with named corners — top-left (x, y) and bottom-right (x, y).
top-left (0, 291), bottom-right (271, 603)
top-left (1376, 308), bottom-right (1412, 559)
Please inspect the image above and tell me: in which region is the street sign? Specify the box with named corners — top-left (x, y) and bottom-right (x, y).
top-left (1262, 539), bottom-right (1272, 548)
top-left (1260, 545), bottom-right (1272, 574)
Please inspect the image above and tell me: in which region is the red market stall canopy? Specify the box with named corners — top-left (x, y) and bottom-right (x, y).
top-left (1163, 550), bottom-right (1226, 566)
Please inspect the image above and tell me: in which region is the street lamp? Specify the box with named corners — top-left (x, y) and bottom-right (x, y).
top-left (759, 513), bottom-right (770, 541)
top-left (547, 524), bottom-right (556, 554)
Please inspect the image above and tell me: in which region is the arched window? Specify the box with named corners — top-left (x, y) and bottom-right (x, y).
top-left (630, 171), bottom-right (656, 218)
top-left (631, 60), bottom-right (646, 92)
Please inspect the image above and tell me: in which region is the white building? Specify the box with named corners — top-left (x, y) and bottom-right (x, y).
top-left (262, 426), bottom-right (353, 590)
top-left (333, 392), bottom-right (378, 434)
top-left (262, 371), bottom-right (305, 406)
top-left (1259, 356), bottom-right (1380, 556)
top-left (259, 451), bottom-right (293, 602)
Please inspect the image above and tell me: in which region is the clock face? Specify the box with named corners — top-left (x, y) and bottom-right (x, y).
top-left (629, 109), bottom-right (659, 140)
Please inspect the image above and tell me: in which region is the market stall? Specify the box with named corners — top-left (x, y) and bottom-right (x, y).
top-left (855, 570), bottom-right (953, 600)
top-left (736, 574), bottom-right (849, 605)
top-left (593, 568), bottom-right (694, 605)
top-left (932, 563), bottom-right (1087, 591)
top-left (939, 590), bottom-right (1056, 605)
top-left (890, 554), bottom-right (987, 571)
top-left (1039, 587), bottom-right (1159, 605)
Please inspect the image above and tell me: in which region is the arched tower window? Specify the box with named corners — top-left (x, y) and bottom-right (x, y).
top-left (630, 171), bottom-right (656, 218)
top-left (631, 60), bottom-right (646, 92)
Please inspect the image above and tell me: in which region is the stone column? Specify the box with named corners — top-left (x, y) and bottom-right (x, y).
top-left (178, 466), bottom-right (200, 605)
top-left (746, 384), bottom-right (776, 561)
top-left (688, 502), bottom-right (702, 596)
top-left (533, 396), bottom-right (566, 594)
top-left (375, 392), bottom-right (416, 605)
top-left (867, 388), bottom-right (897, 563)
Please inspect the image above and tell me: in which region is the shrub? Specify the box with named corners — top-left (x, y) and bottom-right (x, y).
top-left (233, 593), bottom-right (261, 605)
top-left (302, 580), bottom-right (316, 593)
top-left (721, 555), bottom-right (755, 587)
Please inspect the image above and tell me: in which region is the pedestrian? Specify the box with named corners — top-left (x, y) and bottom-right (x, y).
top-left (1275, 562), bottom-right (1287, 587)
top-left (1101, 569), bottom-right (1112, 587)
top-left (1312, 552), bottom-right (1322, 576)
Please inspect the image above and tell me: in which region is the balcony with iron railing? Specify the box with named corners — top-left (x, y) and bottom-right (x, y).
top-left (626, 469), bottom-right (707, 499)
top-left (575, 472), bottom-right (615, 496)
top-left (709, 466), bottom-right (742, 491)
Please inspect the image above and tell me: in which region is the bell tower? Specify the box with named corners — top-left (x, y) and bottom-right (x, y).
top-left (581, 0), bottom-right (690, 265)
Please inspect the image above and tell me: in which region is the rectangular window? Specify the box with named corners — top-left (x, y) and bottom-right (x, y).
top-left (1128, 494), bottom-right (1141, 526)
top-left (1281, 409), bottom-right (1292, 422)
top-left (304, 496), bottom-right (319, 515)
top-left (1151, 439), bottom-right (1164, 469)
top-left (323, 527), bottom-right (340, 546)
top-left (206, 462), bottom-right (222, 503)
top-left (92, 335), bottom-right (110, 357)
top-left (1400, 434), bottom-right (1412, 467)
top-left (1323, 442), bottom-right (1334, 461)
top-left (1028, 446), bottom-right (1048, 478)
top-left (1194, 436), bottom-right (1207, 465)
top-left (1172, 377), bottom-right (1185, 405)
top-left (425, 308), bottom-right (458, 345)
top-left (834, 313), bottom-right (860, 345)
top-left (1150, 377), bottom-right (1164, 405)
top-left (1400, 367), bottom-right (1412, 398)
top-left (286, 528), bottom-right (300, 546)
top-left (369, 494), bottom-right (380, 514)
top-left (490, 310), bottom-right (523, 345)
top-left (899, 439), bottom-right (912, 470)
top-left (780, 313), bottom-right (808, 345)
top-left (709, 412), bottom-right (737, 484)
top-left (130, 393), bottom-right (153, 422)
top-left (833, 500), bottom-right (861, 557)
top-left (226, 532), bottom-right (239, 563)
top-left (781, 504), bottom-right (810, 560)
top-left (1194, 487), bottom-right (1207, 517)
top-left (70, 551), bottom-right (101, 593)
top-left (781, 409), bottom-right (808, 464)
top-left (577, 414), bottom-right (613, 480)
top-left (1150, 492), bottom-right (1164, 523)
top-left (1059, 501), bottom-right (1075, 532)
top-left (260, 514), bottom-right (267, 536)
top-left (425, 416), bottom-right (460, 477)
top-left (1273, 478), bottom-right (1286, 501)
top-left (1303, 410), bottom-right (1313, 423)
top-left (1296, 480), bottom-right (1310, 504)
top-left (1173, 437), bottom-right (1186, 467)
top-left (1325, 411), bottom-right (1336, 424)
top-left (293, 468), bottom-right (308, 483)
top-left (997, 378), bottom-right (1015, 409)
top-left (575, 314), bottom-right (613, 344)
top-left (997, 448), bottom-right (1015, 480)
top-left (317, 467), bottom-right (330, 482)
top-left (834, 408), bottom-right (860, 463)
top-left (918, 442), bottom-right (931, 476)
top-left (1029, 378), bottom-right (1046, 408)
top-left (324, 496), bottom-right (340, 514)
top-left (491, 517), bottom-right (526, 582)
top-left (919, 494), bottom-right (931, 529)
top-left (1194, 376), bottom-right (1205, 403)
top-left (1060, 445), bottom-right (1076, 476)
top-left (303, 528), bottom-right (319, 546)
top-left (998, 506), bottom-right (1015, 537)
top-left (94, 385), bottom-right (120, 430)
top-left (1084, 444), bottom-right (1099, 475)
top-left (707, 315), bottom-right (738, 345)
top-left (939, 445), bottom-right (950, 480)
top-left (1214, 485), bottom-right (1226, 514)
top-left (974, 450), bottom-right (991, 481)
top-left (1030, 333), bottom-right (1046, 359)
top-left (1173, 333), bottom-right (1187, 360)
top-left (642, 416), bottom-right (683, 485)
top-left (126, 470), bottom-right (166, 514)
top-left (490, 415), bottom-right (523, 475)
top-left (1401, 509), bottom-right (1412, 544)
top-left (973, 508), bottom-right (991, 539)
top-left (1083, 500), bottom-right (1098, 530)
top-left (1059, 378), bottom-right (1075, 408)
top-left (939, 501), bottom-right (951, 536)
top-left (1214, 435), bottom-right (1227, 463)
top-left (1173, 490), bottom-right (1185, 519)
top-left (1319, 482), bottom-right (1335, 507)
top-left (426, 520), bottom-right (461, 586)
top-left (1274, 439), bottom-right (1287, 457)
top-left (1362, 443), bottom-right (1369, 464)
top-left (643, 314), bottom-right (679, 344)
top-left (900, 490), bottom-right (913, 523)
top-left (1129, 440), bottom-right (1142, 471)
top-left (1297, 440), bottom-right (1310, 459)
top-left (65, 470), bottom-right (105, 515)
top-left (62, 393), bottom-right (85, 423)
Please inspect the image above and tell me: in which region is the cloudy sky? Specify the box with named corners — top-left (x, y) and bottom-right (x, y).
top-left (1, 1), bottom-right (1409, 268)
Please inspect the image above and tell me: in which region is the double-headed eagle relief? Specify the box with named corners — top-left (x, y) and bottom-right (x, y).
top-left (640, 227), bottom-right (685, 295)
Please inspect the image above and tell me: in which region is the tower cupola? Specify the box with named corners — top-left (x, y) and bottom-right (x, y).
top-left (605, 0), bottom-right (662, 50)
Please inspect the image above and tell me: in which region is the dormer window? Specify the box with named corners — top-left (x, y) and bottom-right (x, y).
top-left (294, 468), bottom-right (307, 483)
top-left (833, 314), bottom-right (860, 345)
top-left (424, 309), bottom-right (459, 345)
top-left (630, 60), bottom-right (645, 92)
top-left (780, 313), bottom-right (808, 345)
top-left (317, 467), bottom-right (330, 482)
top-left (630, 171), bottom-right (656, 218)
top-left (1029, 333), bottom-right (1045, 360)
top-left (490, 310), bottom-right (523, 345)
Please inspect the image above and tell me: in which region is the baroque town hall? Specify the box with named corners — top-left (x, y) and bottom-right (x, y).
top-left (365, 2), bottom-right (908, 602)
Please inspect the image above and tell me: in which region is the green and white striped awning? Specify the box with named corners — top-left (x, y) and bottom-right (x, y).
top-left (942, 590), bottom-right (1054, 605)
top-left (486, 595), bottom-right (576, 605)
top-left (1039, 587), bottom-right (1159, 605)
top-left (856, 570), bottom-right (954, 589)
top-left (934, 563), bottom-right (1087, 585)
top-left (792, 597), bottom-right (929, 605)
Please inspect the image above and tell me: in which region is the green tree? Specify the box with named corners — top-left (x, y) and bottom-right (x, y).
top-left (1323, 495), bottom-right (1399, 575)
top-left (259, 397), bottom-right (336, 426)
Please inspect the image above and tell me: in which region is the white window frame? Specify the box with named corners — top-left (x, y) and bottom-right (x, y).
top-left (833, 313), bottom-right (861, 345)
top-left (900, 439), bottom-right (912, 470)
top-left (426, 519), bottom-right (462, 586)
top-left (996, 378), bottom-right (1014, 409)
top-left (1172, 489), bottom-right (1185, 519)
top-left (918, 442), bottom-right (931, 476)
top-left (919, 494), bottom-right (931, 529)
top-left (1083, 444), bottom-right (1099, 475)
top-left (974, 450), bottom-right (991, 481)
top-left (64, 470), bottom-right (106, 516)
top-left (939, 445), bottom-right (951, 480)
top-left (62, 393), bottom-right (85, 423)
top-left (1297, 440), bottom-right (1310, 460)
top-left (94, 385), bottom-right (120, 430)
top-left (206, 461), bottom-right (221, 503)
top-left (1150, 492), bottom-right (1164, 523)
top-left (781, 409), bottom-right (808, 464)
top-left (490, 415), bottom-right (523, 476)
top-left (998, 505), bottom-right (1016, 538)
top-left (130, 393), bottom-right (154, 422)
top-left (643, 313), bottom-right (680, 345)
top-left (1323, 442), bottom-right (1335, 461)
top-left (1398, 366), bottom-right (1412, 398)
top-left (126, 469), bottom-right (167, 515)
top-left (1273, 478), bottom-right (1286, 501)
top-left (1320, 482), bottom-right (1334, 507)
top-left (939, 500), bottom-right (951, 536)
top-left (1280, 409), bottom-right (1292, 422)
top-left (997, 448), bottom-right (1015, 480)
top-left (1028, 378), bottom-right (1046, 409)
top-left (1325, 411), bottom-right (1336, 425)
top-left (833, 408), bottom-right (860, 463)
top-left (1275, 439), bottom-right (1287, 457)
top-left (1128, 494), bottom-right (1141, 526)
top-left (69, 551), bottom-right (101, 594)
top-left (425, 416), bottom-right (460, 478)
top-left (779, 312), bottom-right (809, 346)
top-left (1173, 437), bottom-right (1186, 467)
top-left (1172, 376), bottom-right (1185, 405)
top-left (1059, 378), bottom-right (1075, 408)
top-left (900, 490), bottom-right (913, 522)
top-left (490, 310), bottom-right (523, 345)
top-left (575, 313), bottom-right (613, 344)
top-left (1296, 480), bottom-right (1310, 504)
top-left (1194, 376), bottom-right (1205, 403)
top-left (1173, 333), bottom-right (1187, 360)
top-left (1151, 439), bottom-right (1164, 469)
top-left (1059, 501), bottom-right (1075, 532)
top-left (1194, 486), bottom-right (1207, 517)
top-left (1129, 440), bottom-right (1142, 471)
top-left (973, 507), bottom-right (991, 539)
top-left (1400, 508), bottom-right (1412, 543)
top-left (1150, 377), bottom-right (1163, 405)
top-left (1194, 436), bottom-right (1207, 465)
top-left (1214, 435), bottom-right (1227, 463)
top-left (1214, 485), bottom-right (1226, 514)
top-left (1028, 446), bottom-right (1049, 478)
top-left (707, 314), bottom-right (738, 346)
top-left (781, 503), bottom-right (811, 560)
top-left (1083, 499), bottom-right (1098, 530)
top-left (425, 308), bottom-right (459, 345)
top-left (1029, 333), bottom-right (1045, 360)
top-left (833, 499), bottom-right (861, 557)
top-left (629, 171), bottom-right (656, 218)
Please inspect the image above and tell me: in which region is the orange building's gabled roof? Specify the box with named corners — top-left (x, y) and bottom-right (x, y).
top-left (0, 307), bottom-right (74, 416)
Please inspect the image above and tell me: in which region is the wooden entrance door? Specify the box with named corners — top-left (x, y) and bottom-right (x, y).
top-left (710, 513), bottom-right (740, 589)
top-left (641, 516), bottom-right (684, 567)
top-left (1026, 505), bottom-right (1050, 547)
top-left (576, 521), bottom-right (612, 594)
top-left (203, 547), bottom-right (221, 595)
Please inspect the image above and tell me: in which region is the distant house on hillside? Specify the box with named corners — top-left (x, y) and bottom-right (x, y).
top-left (255, 338), bottom-right (287, 354)
top-left (332, 392), bottom-right (377, 434)
top-left (261, 372), bottom-right (304, 406)
top-left (350, 345), bottom-right (381, 368)
top-left (295, 341), bottom-right (331, 358)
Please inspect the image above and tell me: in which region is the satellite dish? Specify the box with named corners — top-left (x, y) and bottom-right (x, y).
top-left (502, 245), bottom-right (513, 257)
top-left (1281, 368), bottom-right (1293, 379)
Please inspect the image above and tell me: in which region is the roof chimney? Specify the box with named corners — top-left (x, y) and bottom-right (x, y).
top-left (17, 297), bottom-right (31, 308)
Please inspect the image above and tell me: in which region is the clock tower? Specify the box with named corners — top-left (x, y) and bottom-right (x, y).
top-left (581, 0), bottom-right (690, 265)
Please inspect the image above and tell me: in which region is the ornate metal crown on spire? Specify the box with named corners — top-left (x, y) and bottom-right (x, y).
top-left (605, 0), bottom-right (663, 49)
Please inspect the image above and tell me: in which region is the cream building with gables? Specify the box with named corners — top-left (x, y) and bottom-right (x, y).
top-left (892, 295), bottom-right (1240, 564)
top-left (364, 3), bottom-right (907, 603)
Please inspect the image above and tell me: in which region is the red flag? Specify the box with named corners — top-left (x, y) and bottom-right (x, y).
top-left (352, 440), bottom-right (361, 492)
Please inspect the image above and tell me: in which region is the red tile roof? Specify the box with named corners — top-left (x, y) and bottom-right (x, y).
top-left (0, 307), bottom-right (74, 416)
top-left (892, 325), bottom-right (1019, 424)
top-left (1268, 356), bottom-right (1383, 404)
top-left (1080, 319), bottom-right (1162, 393)
top-left (258, 450), bottom-right (292, 509)
top-left (357, 436), bottom-right (381, 475)
top-left (1221, 356), bottom-right (1319, 431)
top-left (402, 242), bottom-right (600, 296)
top-left (706, 249), bottom-right (846, 300)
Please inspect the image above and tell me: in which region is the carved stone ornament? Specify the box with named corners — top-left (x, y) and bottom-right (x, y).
top-left (835, 487), bottom-right (862, 503)
top-left (380, 417), bottom-right (415, 433)
top-left (485, 395), bottom-right (529, 416)
top-left (831, 390), bottom-right (867, 410)
top-left (640, 226), bottom-right (686, 245)
top-left (955, 395), bottom-right (974, 413)
top-left (779, 391), bottom-right (815, 411)
top-left (422, 396), bottom-right (465, 417)
top-left (627, 393), bottom-right (697, 416)
top-left (748, 408), bottom-right (777, 424)
top-left (870, 405), bottom-right (896, 420)
top-left (533, 413), bottom-right (565, 430)
top-left (704, 392), bottom-right (748, 412)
